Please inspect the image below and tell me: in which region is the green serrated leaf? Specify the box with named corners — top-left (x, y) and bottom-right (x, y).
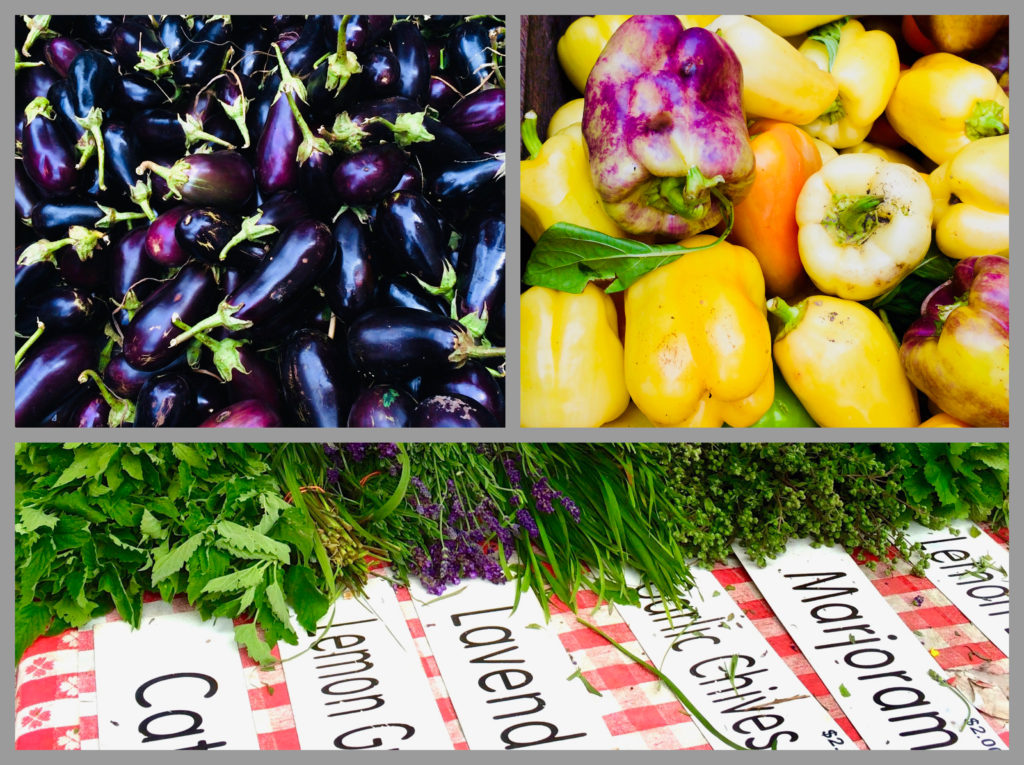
top-left (234, 622), bottom-right (275, 666)
top-left (283, 565), bottom-right (329, 634)
top-left (16, 504), bottom-right (59, 534)
top-left (172, 443), bottom-right (207, 470)
top-left (202, 564), bottom-right (267, 594)
top-left (16, 602), bottom-right (53, 663)
top-left (264, 580), bottom-right (292, 627)
top-left (215, 520), bottom-right (291, 565)
top-left (151, 533), bottom-right (206, 585)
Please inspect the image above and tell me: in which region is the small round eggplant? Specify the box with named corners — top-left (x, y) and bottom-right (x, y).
top-left (347, 385), bottom-right (416, 427)
top-left (375, 192), bottom-right (449, 285)
top-left (321, 211), bottom-right (375, 322)
top-left (134, 373), bottom-right (194, 427)
top-left (16, 286), bottom-right (100, 336)
top-left (427, 76), bottom-right (461, 113)
top-left (145, 205), bottom-right (193, 267)
top-left (190, 373), bottom-right (229, 423)
top-left (363, 47), bottom-right (401, 96)
top-left (15, 333), bottom-right (96, 426)
top-left (200, 399), bottom-right (283, 427)
top-left (137, 151), bottom-right (255, 210)
top-left (348, 306), bottom-right (505, 381)
top-left (332, 143), bottom-right (408, 205)
top-left (122, 262), bottom-right (221, 370)
top-left (411, 394), bottom-right (497, 427)
top-left (70, 391), bottom-right (111, 428)
top-left (278, 328), bottom-right (352, 427)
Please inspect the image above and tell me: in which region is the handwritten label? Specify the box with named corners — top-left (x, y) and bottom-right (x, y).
top-left (903, 523), bottom-right (1009, 656)
top-left (614, 568), bottom-right (857, 750)
top-left (278, 577), bottom-right (452, 750)
top-left (736, 540), bottom-right (1006, 751)
top-left (408, 579), bottom-right (613, 750)
top-left (92, 610), bottom-right (258, 750)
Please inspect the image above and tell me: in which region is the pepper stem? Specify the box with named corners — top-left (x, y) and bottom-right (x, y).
top-left (823, 193), bottom-right (885, 246)
top-left (15, 320), bottom-right (46, 369)
top-left (965, 99), bottom-right (1007, 141)
top-left (167, 303), bottom-right (253, 349)
top-left (819, 97), bottom-right (846, 125)
top-left (219, 211), bottom-right (278, 261)
top-left (934, 294), bottom-right (970, 335)
top-left (76, 369), bottom-right (136, 427)
top-left (521, 111), bottom-right (543, 159)
top-left (766, 297), bottom-right (807, 342)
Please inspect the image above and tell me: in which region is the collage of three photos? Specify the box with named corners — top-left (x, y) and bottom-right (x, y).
top-left (13, 12), bottom-right (1010, 751)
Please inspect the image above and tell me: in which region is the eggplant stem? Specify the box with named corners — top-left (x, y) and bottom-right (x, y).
top-left (167, 302), bottom-right (252, 348)
top-left (76, 369), bottom-right (136, 427)
top-left (75, 107), bottom-right (107, 191)
top-left (15, 320), bottom-right (46, 369)
top-left (219, 212), bottom-right (278, 261)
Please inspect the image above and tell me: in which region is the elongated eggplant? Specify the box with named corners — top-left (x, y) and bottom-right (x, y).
top-left (16, 285), bottom-right (100, 336)
top-left (348, 306), bottom-right (505, 381)
top-left (255, 94), bottom-right (301, 193)
top-left (299, 149), bottom-right (339, 220)
top-left (381, 274), bottom-right (449, 315)
top-left (443, 89), bottom-right (505, 143)
top-left (175, 207), bottom-right (242, 262)
top-left (228, 345), bottom-right (285, 413)
top-left (111, 20), bottom-right (163, 71)
top-left (333, 15), bottom-right (391, 54)
top-left (15, 333), bottom-right (96, 426)
top-left (321, 211), bottom-right (375, 322)
top-left (347, 385), bottom-right (416, 427)
top-left (110, 225), bottom-right (158, 306)
top-left (68, 49), bottom-right (116, 115)
top-left (424, 361), bottom-right (504, 422)
top-left (158, 15), bottom-right (190, 60)
top-left (446, 20), bottom-right (498, 91)
top-left (103, 349), bottom-right (183, 399)
top-left (375, 192), bottom-right (450, 285)
top-left (44, 37), bottom-right (84, 77)
top-left (430, 154), bottom-right (504, 206)
top-left (283, 15), bottom-right (326, 77)
top-left (130, 107), bottom-right (188, 152)
top-left (137, 150), bottom-right (255, 209)
top-left (30, 198), bottom-right (147, 237)
top-left (134, 373), bottom-right (194, 427)
top-left (22, 97), bottom-right (79, 196)
top-left (122, 262), bottom-right (221, 370)
top-left (174, 18), bottom-right (232, 89)
top-left (456, 216), bottom-right (505, 332)
top-left (200, 399), bottom-right (282, 427)
top-left (116, 73), bottom-right (170, 110)
top-left (391, 21), bottom-right (430, 104)
top-left (412, 393), bottom-right (497, 427)
top-left (16, 248), bottom-right (60, 305)
top-left (427, 75), bottom-right (461, 113)
top-left (278, 328), bottom-right (352, 426)
top-left (93, 121), bottom-right (141, 200)
top-left (145, 205), bottom-right (193, 267)
top-left (15, 161), bottom-right (40, 224)
top-left (17, 64), bottom-right (60, 110)
top-left (332, 143), bottom-right (408, 205)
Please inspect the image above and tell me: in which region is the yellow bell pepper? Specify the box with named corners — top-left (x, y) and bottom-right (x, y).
top-left (623, 235), bottom-right (774, 428)
top-left (547, 98), bottom-right (584, 137)
top-left (767, 295), bottom-right (921, 427)
top-left (799, 19), bottom-right (900, 149)
top-left (677, 15), bottom-right (719, 28)
top-left (520, 112), bottom-right (625, 243)
top-left (706, 15), bottom-right (838, 125)
top-left (750, 15), bottom-right (847, 37)
top-left (927, 134), bottom-right (1008, 259)
top-left (886, 53), bottom-right (1009, 164)
top-left (812, 138), bottom-right (839, 165)
top-left (521, 284), bottom-right (629, 428)
top-left (920, 413), bottom-right (970, 428)
top-left (601, 402), bottom-right (654, 428)
top-left (840, 140), bottom-right (924, 172)
top-left (796, 153), bottom-right (933, 301)
top-left (556, 15), bottom-right (631, 94)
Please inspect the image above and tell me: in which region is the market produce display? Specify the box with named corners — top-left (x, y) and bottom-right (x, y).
top-left (15, 14), bottom-right (506, 427)
top-left (15, 441), bottom-right (1008, 664)
top-left (520, 14), bottom-right (1008, 428)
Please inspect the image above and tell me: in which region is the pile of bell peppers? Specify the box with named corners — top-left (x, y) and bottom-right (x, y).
top-left (521, 13), bottom-right (1009, 428)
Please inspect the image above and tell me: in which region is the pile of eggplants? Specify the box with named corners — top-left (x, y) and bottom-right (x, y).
top-left (15, 14), bottom-right (506, 427)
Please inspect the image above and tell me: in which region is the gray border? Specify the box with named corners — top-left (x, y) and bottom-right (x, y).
top-left (5, 1), bottom-right (1020, 761)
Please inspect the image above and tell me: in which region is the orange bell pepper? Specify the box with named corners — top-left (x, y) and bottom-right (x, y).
top-left (730, 120), bottom-right (821, 299)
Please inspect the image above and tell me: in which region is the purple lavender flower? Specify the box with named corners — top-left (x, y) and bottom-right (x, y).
top-left (561, 496), bottom-right (581, 523)
top-left (517, 508), bottom-right (539, 538)
top-left (503, 457), bottom-right (522, 487)
top-left (326, 468), bottom-right (340, 485)
top-left (322, 444), bottom-right (339, 459)
top-left (343, 443), bottom-right (369, 461)
top-left (531, 477), bottom-right (557, 514)
top-left (378, 443), bottom-right (399, 459)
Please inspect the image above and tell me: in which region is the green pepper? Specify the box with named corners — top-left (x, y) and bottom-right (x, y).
top-left (751, 370), bottom-right (818, 427)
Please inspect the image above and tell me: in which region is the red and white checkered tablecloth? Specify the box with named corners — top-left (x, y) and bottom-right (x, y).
top-left (15, 538), bottom-right (1009, 750)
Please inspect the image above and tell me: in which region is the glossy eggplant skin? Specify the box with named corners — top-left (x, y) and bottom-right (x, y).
top-left (443, 89), bottom-right (505, 143)
top-left (229, 346), bottom-right (285, 414)
top-left (278, 329), bottom-right (351, 426)
top-left (110, 226), bottom-right (159, 307)
top-left (44, 37), bottom-right (84, 78)
top-left (71, 391), bottom-right (111, 428)
top-left (16, 256), bottom-right (60, 306)
top-left (363, 48), bottom-right (401, 97)
top-left (30, 200), bottom-right (107, 237)
top-left (321, 211), bottom-right (375, 323)
top-left (15, 162), bottom-right (40, 224)
top-left (117, 73), bottom-right (169, 110)
top-left (283, 16), bottom-right (326, 77)
top-left (67, 49), bottom-right (117, 116)
top-left (390, 21), bottom-right (430, 105)
top-left (256, 190), bottom-right (310, 229)
top-left (411, 393), bottom-right (497, 427)
top-left (94, 122), bottom-right (141, 199)
top-left (111, 20), bottom-right (163, 71)
top-left (228, 218), bottom-right (333, 325)
top-left (175, 207), bottom-right (242, 263)
top-left (200, 399), bottom-right (282, 427)
top-left (348, 307), bottom-right (470, 381)
top-left (15, 333), bottom-right (96, 426)
top-left (255, 95), bottom-right (301, 194)
top-left (446, 20), bottom-right (496, 91)
top-left (134, 373), bottom-right (194, 427)
top-left (22, 106), bottom-right (79, 197)
top-left (123, 263), bottom-right (221, 370)
top-left (145, 205), bottom-right (193, 267)
top-left (17, 65), bottom-right (60, 111)
top-left (375, 193), bottom-right (449, 285)
top-left (424, 361), bottom-right (504, 422)
top-left (381, 274), bottom-right (449, 316)
top-left (332, 144), bottom-right (408, 206)
top-left (430, 155), bottom-right (504, 207)
top-left (171, 151), bottom-right (256, 209)
top-left (456, 217), bottom-right (505, 324)
top-left (103, 349), bottom-right (178, 399)
top-left (16, 286), bottom-right (100, 336)
top-left (427, 76), bottom-right (461, 113)
top-left (174, 19), bottom-right (231, 89)
top-left (190, 373), bottom-right (229, 423)
top-left (347, 385), bottom-right (416, 427)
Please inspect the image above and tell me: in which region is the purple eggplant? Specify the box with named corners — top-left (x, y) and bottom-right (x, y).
top-left (175, 207), bottom-right (244, 263)
top-left (283, 15), bottom-right (327, 77)
top-left (15, 161), bottom-right (40, 225)
top-left (321, 211), bottom-right (376, 322)
top-left (16, 286), bottom-right (100, 336)
top-left (137, 150), bottom-right (255, 210)
top-left (190, 372), bottom-right (229, 423)
top-left (70, 391), bottom-right (111, 428)
top-left (255, 190), bottom-right (310, 230)
top-left (16, 245), bottom-right (60, 305)
top-left (92, 122), bottom-right (141, 201)
top-left (29, 198), bottom-right (147, 237)
top-left (22, 97), bottom-right (79, 196)
top-left (348, 306), bottom-right (505, 381)
top-left (298, 148), bottom-right (339, 220)
top-left (446, 20), bottom-right (498, 91)
top-left (158, 15), bottom-right (191, 60)
top-left (15, 333), bottom-right (96, 426)
top-left (228, 346), bottom-right (285, 414)
top-left (382, 274), bottom-right (449, 316)
top-left (103, 349), bottom-right (181, 400)
top-left (347, 385), bottom-right (416, 427)
top-left (110, 225), bottom-right (159, 307)
top-left (430, 154), bottom-right (505, 207)
top-left (111, 20), bottom-right (163, 71)
top-left (200, 399), bottom-right (282, 427)
top-left (363, 48), bottom-right (401, 97)
top-left (278, 328), bottom-right (352, 426)
top-left (255, 95), bottom-right (301, 193)
top-left (134, 373), bottom-right (195, 427)
top-left (338, 15), bottom-right (391, 54)
top-left (130, 108), bottom-right (188, 152)
top-left (332, 143), bottom-right (408, 205)
top-left (411, 394), bottom-right (497, 427)
top-left (116, 73), bottom-right (170, 110)
top-left (455, 217), bottom-right (505, 334)
top-left (122, 262), bottom-right (221, 370)
top-left (174, 18), bottom-right (232, 90)
top-left (427, 76), bottom-right (461, 114)
top-left (391, 21), bottom-right (430, 104)
top-left (145, 205), bottom-right (193, 267)
top-left (443, 89), bottom-right (505, 143)
top-left (44, 37), bottom-right (84, 78)
top-left (17, 64), bottom-right (60, 111)
top-left (424, 361), bottom-right (504, 422)
top-left (375, 192), bottom-right (450, 286)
